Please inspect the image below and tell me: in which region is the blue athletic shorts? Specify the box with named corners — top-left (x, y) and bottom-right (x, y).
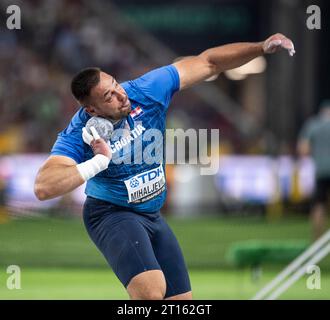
top-left (83, 196), bottom-right (191, 298)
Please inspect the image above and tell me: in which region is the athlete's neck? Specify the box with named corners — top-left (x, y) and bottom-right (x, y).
top-left (107, 117), bottom-right (127, 129)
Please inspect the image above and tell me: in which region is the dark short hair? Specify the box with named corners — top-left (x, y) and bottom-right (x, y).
top-left (71, 67), bottom-right (101, 103)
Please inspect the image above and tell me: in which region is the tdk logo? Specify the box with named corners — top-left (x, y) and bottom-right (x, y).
top-left (131, 166), bottom-right (164, 188)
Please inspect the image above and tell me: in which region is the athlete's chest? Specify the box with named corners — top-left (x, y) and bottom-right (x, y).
top-left (108, 102), bottom-right (166, 163)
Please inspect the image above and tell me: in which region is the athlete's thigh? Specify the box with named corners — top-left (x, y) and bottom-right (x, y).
top-left (83, 201), bottom-right (162, 288)
top-left (151, 215), bottom-right (192, 298)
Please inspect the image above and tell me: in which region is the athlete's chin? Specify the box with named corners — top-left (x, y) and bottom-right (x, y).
top-left (120, 105), bottom-right (131, 116)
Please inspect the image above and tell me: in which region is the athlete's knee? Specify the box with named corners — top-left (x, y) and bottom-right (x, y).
top-left (127, 270), bottom-right (166, 300)
top-left (165, 291), bottom-right (193, 300)
top-left (135, 289), bottom-right (165, 300)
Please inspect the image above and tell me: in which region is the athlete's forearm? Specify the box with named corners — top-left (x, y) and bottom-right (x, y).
top-left (200, 42), bottom-right (264, 74)
top-left (34, 165), bottom-right (85, 200)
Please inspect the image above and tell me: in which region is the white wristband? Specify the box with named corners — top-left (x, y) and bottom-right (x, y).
top-left (76, 154), bottom-right (110, 181)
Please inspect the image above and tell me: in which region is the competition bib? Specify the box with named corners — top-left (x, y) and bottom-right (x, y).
top-left (124, 164), bottom-right (166, 203)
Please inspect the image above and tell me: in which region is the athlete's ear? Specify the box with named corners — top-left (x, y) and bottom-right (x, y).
top-left (85, 105), bottom-right (97, 116)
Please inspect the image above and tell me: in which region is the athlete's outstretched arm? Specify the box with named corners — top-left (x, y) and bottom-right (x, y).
top-left (173, 33), bottom-right (295, 90)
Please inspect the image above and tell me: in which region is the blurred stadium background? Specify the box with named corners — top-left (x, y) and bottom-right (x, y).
top-left (0, 0), bottom-right (329, 299)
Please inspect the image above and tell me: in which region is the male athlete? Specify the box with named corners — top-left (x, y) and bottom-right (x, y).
top-left (35, 33), bottom-right (295, 300)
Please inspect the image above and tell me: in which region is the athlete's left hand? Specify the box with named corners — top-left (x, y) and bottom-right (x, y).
top-left (263, 33), bottom-right (295, 57)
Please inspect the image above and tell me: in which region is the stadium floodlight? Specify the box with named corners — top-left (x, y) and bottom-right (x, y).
top-left (252, 229), bottom-right (330, 300)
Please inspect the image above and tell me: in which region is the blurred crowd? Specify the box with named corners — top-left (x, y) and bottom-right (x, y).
top-left (0, 0), bottom-right (244, 158)
top-left (0, 0), bottom-right (156, 154)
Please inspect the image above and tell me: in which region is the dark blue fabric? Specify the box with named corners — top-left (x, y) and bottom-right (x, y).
top-left (83, 196), bottom-right (191, 298)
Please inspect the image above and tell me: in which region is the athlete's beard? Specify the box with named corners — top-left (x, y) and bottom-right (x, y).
top-left (106, 109), bottom-right (131, 125)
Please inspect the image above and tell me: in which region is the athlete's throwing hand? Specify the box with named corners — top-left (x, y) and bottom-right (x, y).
top-left (263, 33), bottom-right (295, 57)
top-left (82, 126), bottom-right (112, 160)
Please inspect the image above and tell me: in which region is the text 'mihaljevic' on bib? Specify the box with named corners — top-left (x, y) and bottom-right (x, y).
top-left (124, 164), bottom-right (166, 203)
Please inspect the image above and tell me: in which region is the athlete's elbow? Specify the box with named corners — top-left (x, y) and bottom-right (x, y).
top-left (199, 51), bottom-right (223, 74)
top-left (34, 181), bottom-right (54, 201)
top-left (34, 184), bottom-right (47, 201)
